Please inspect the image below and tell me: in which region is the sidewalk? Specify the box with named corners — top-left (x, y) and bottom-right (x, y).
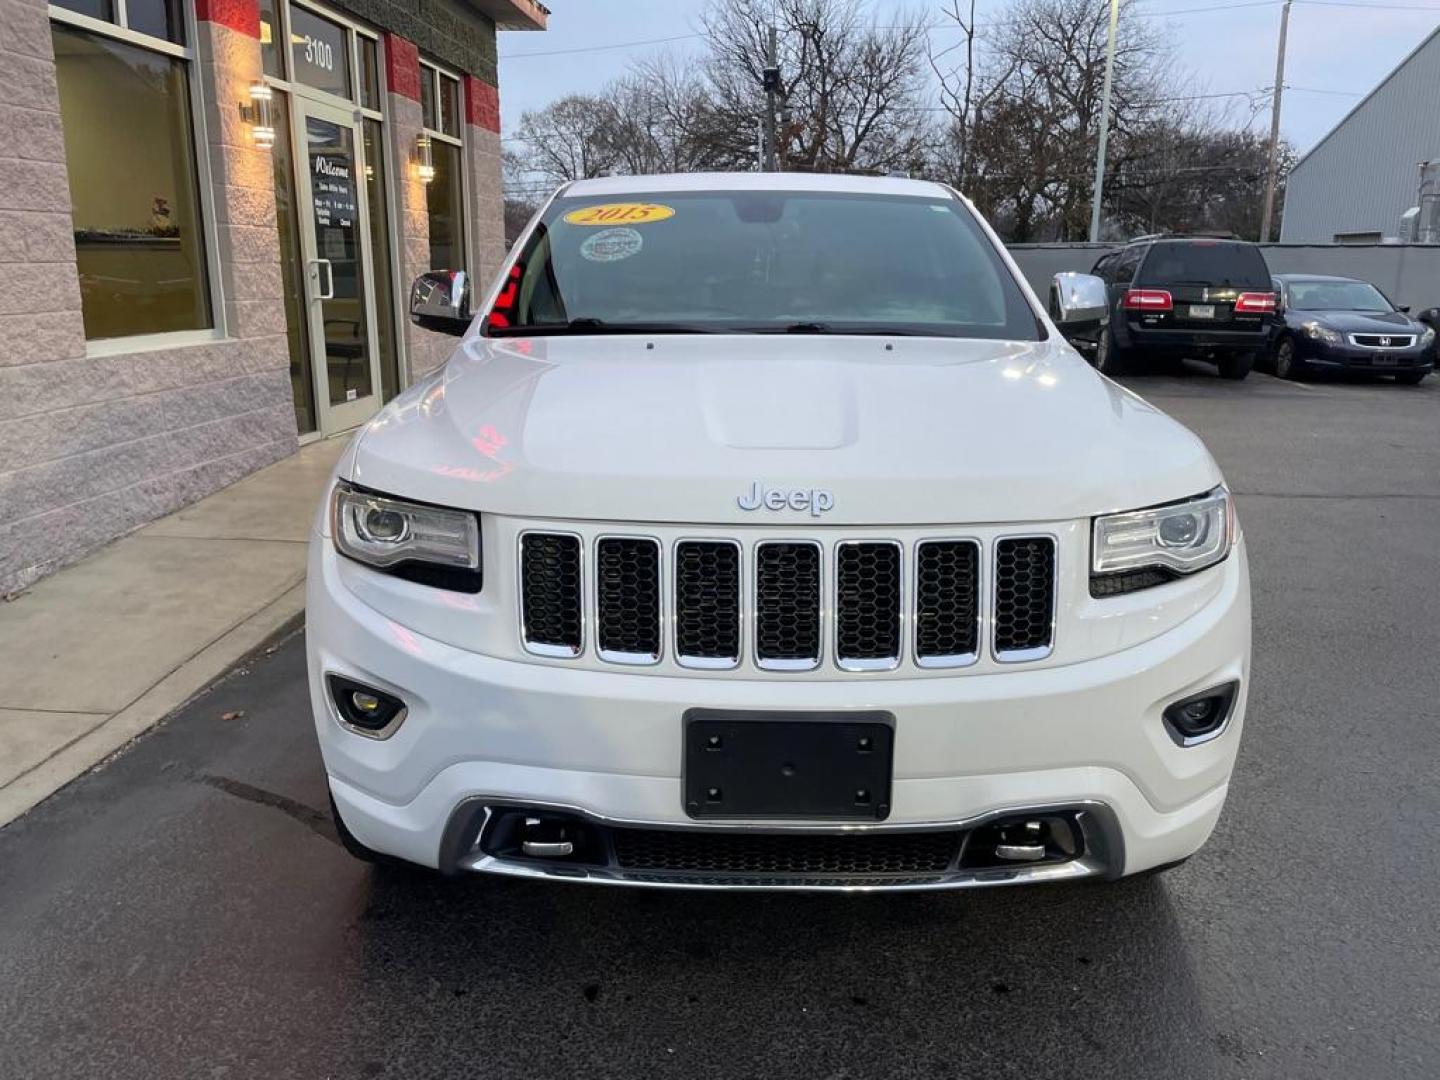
top-left (0, 436), bottom-right (348, 827)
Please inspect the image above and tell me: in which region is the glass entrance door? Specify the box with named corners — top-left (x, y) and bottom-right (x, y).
top-left (292, 95), bottom-right (383, 433)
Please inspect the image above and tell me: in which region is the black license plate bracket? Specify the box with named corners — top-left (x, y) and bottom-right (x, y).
top-left (683, 709), bottom-right (895, 821)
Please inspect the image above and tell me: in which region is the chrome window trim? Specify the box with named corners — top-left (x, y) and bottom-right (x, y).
top-left (517, 528), bottom-right (585, 659)
top-left (832, 539), bottom-right (903, 672)
top-left (753, 539), bottom-right (824, 672)
top-left (594, 534), bottom-right (663, 666)
top-left (1347, 333), bottom-right (1416, 350)
top-left (913, 537), bottom-right (982, 669)
top-left (991, 532), bottom-right (1059, 664)
top-left (673, 537), bottom-right (743, 670)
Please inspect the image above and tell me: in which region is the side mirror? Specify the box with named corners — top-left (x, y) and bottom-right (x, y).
top-left (1050, 272), bottom-right (1109, 332)
top-left (409, 270), bottom-right (471, 336)
top-left (1397, 304), bottom-right (1411, 314)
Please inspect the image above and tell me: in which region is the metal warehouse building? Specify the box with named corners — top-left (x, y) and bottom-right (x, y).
top-left (1281, 27), bottom-right (1440, 243)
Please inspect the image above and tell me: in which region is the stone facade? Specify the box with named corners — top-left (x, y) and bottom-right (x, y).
top-left (0, 1), bottom-right (294, 596)
top-left (0, 0), bottom-right (521, 595)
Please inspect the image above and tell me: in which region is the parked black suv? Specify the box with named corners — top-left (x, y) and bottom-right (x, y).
top-left (1078, 236), bottom-right (1276, 379)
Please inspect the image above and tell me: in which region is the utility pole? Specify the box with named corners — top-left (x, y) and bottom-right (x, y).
top-left (1260, 0), bottom-right (1293, 242)
top-left (1089, 0), bottom-right (1121, 242)
top-left (762, 24), bottom-right (781, 171)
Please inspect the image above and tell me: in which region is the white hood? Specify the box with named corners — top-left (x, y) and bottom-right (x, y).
top-left (347, 335), bottom-right (1221, 526)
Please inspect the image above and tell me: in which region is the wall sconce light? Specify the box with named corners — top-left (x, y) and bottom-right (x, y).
top-left (239, 82), bottom-right (275, 150)
top-left (415, 133), bottom-right (435, 184)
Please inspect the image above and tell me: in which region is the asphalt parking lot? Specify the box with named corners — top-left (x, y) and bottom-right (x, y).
top-left (1, 364), bottom-right (1437, 1080)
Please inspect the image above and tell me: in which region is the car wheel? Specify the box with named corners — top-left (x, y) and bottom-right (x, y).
top-left (1095, 326), bottom-right (1127, 377)
top-left (1217, 350), bottom-right (1254, 380)
top-left (1395, 370), bottom-right (1428, 385)
top-left (1273, 337), bottom-right (1301, 380)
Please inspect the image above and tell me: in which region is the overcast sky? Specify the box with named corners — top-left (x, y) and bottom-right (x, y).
top-left (498, 0), bottom-right (1439, 164)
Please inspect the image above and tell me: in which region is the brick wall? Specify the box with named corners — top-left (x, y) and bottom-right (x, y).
top-left (464, 74), bottom-right (506, 296)
top-left (0, 2), bottom-right (294, 596)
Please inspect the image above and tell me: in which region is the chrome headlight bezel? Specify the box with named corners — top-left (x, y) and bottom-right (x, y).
top-left (331, 481), bottom-right (482, 592)
top-left (1301, 321), bottom-right (1342, 346)
top-left (1090, 487), bottom-right (1234, 597)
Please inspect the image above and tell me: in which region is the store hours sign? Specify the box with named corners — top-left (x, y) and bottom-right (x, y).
top-left (311, 151), bottom-right (356, 229)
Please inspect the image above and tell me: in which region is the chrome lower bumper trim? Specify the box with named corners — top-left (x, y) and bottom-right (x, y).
top-left (440, 798), bottom-right (1125, 892)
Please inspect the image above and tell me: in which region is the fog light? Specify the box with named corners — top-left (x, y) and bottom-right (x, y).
top-left (326, 674), bottom-right (406, 737)
top-left (1162, 682), bottom-right (1238, 746)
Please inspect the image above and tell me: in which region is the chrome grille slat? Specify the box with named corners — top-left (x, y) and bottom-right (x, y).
top-left (915, 539), bottom-right (980, 667)
top-left (993, 536), bottom-right (1057, 661)
top-left (674, 540), bottom-right (742, 668)
top-left (595, 537), bottom-right (662, 664)
top-left (754, 541), bottom-right (822, 670)
top-left (834, 541), bottom-right (902, 670)
top-left (519, 532), bottom-right (583, 657)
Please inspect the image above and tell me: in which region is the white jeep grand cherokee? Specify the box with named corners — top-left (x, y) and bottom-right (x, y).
top-left (308, 173), bottom-right (1250, 891)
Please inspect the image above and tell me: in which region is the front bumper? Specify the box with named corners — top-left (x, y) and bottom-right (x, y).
top-left (309, 539), bottom-right (1251, 889)
top-left (1298, 340), bottom-right (1433, 372)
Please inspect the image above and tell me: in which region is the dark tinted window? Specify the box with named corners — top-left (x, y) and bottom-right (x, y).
top-left (1112, 246), bottom-right (1144, 284)
top-left (1286, 280), bottom-right (1391, 312)
top-left (498, 190), bottom-right (1041, 340)
top-left (1138, 241), bottom-right (1270, 288)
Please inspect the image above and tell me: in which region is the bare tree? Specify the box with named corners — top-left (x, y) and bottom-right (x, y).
top-left (699, 0), bottom-right (931, 174)
top-left (512, 95), bottom-right (619, 184)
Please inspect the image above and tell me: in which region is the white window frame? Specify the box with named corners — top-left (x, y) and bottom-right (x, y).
top-left (419, 57), bottom-right (472, 275)
top-left (49, 3), bottom-right (228, 356)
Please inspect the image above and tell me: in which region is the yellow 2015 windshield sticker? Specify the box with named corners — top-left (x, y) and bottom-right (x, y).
top-left (563, 202), bottom-right (675, 226)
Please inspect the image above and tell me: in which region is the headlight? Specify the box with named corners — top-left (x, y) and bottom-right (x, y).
top-left (1302, 321), bottom-right (1342, 345)
top-left (331, 482), bottom-right (482, 592)
top-left (1091, 487), bottom-right (1234, 597)
top-left (1420, 326), bottom-right (1435, 348)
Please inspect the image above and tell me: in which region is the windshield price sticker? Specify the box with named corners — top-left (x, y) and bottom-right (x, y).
top-left (563, 203), bottom-right (675, 226)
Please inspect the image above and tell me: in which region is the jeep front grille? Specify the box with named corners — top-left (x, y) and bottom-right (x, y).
top-left (517, 532), bottom-right (1057, 671)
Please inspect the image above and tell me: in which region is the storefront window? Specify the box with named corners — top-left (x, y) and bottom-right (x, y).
top-left (258, 0), bottom-right (283, 77)
top-left (270, 92), bottom-right (317, 433)
top-left (420, 61), bottom-right (466, 275)
top-left (363, 119), bottom-right (400, 402)
top-left (359, 35), bottom-right (382, 111)
top-left (290, 5), bottom-right (351, 99)
top-left (52, 21), bottom-right (212, 340)
top-left (52, 0), bottom-right (183, 44)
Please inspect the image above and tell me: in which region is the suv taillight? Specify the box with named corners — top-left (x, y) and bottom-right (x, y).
top-left (1233, 292), bottom-right (1277, 314)
top-left (1123, 288), bottom-right (1173, 312)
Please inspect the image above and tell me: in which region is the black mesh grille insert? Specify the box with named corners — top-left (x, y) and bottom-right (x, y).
top-left (520, 533), bottom-right (582, 653)
top-left (596, 538), bottom-right (660, 658)
top-left (835, 543), bottom-right (901, 663)
top-left (994, 537), bottom-right (1056, 655)
top-left (915, 540), bottom-right (980, 660)
top-left (611, 828), bottom-right (960, 877)
top-left (675, 541), bottom-right (741, 662)
top-left (755, 542), bottom-right (821, 664)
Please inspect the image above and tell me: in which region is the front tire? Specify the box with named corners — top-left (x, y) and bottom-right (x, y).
top-left (1273, 337), bottom-right (1302, 380)
top-left (1396, 369), bottom-right (1428, 385)
top-left (1094, 325), bottom-right (1128, 377)
top-left (1217, 350), bottom-right (1254, 380)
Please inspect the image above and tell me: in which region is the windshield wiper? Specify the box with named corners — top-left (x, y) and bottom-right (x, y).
top-left (742, 322), bottom-right (930, 336)
top-left (490, 317), bottom-right (717, 336)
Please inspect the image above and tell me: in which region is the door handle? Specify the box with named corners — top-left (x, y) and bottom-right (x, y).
top-left (311, 259), bottom-right (334, 301)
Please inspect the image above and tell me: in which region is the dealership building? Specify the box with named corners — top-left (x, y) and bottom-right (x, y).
top-left (0, 0), bottom-right (547, 594)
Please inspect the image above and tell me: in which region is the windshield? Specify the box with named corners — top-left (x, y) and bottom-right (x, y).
top-left (487, 189), bottom-right (1042, 339)
top-left (1285, 280), bottom-right (1392, 312)
top-left (1137, 241), bottom-right (1271, 288)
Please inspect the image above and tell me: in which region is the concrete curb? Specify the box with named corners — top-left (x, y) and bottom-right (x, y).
top-left (0, 583), bottom-right (307, 828)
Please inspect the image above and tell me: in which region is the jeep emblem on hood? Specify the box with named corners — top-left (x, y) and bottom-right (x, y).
top-left (737, 481), bottom-right (835, 516)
